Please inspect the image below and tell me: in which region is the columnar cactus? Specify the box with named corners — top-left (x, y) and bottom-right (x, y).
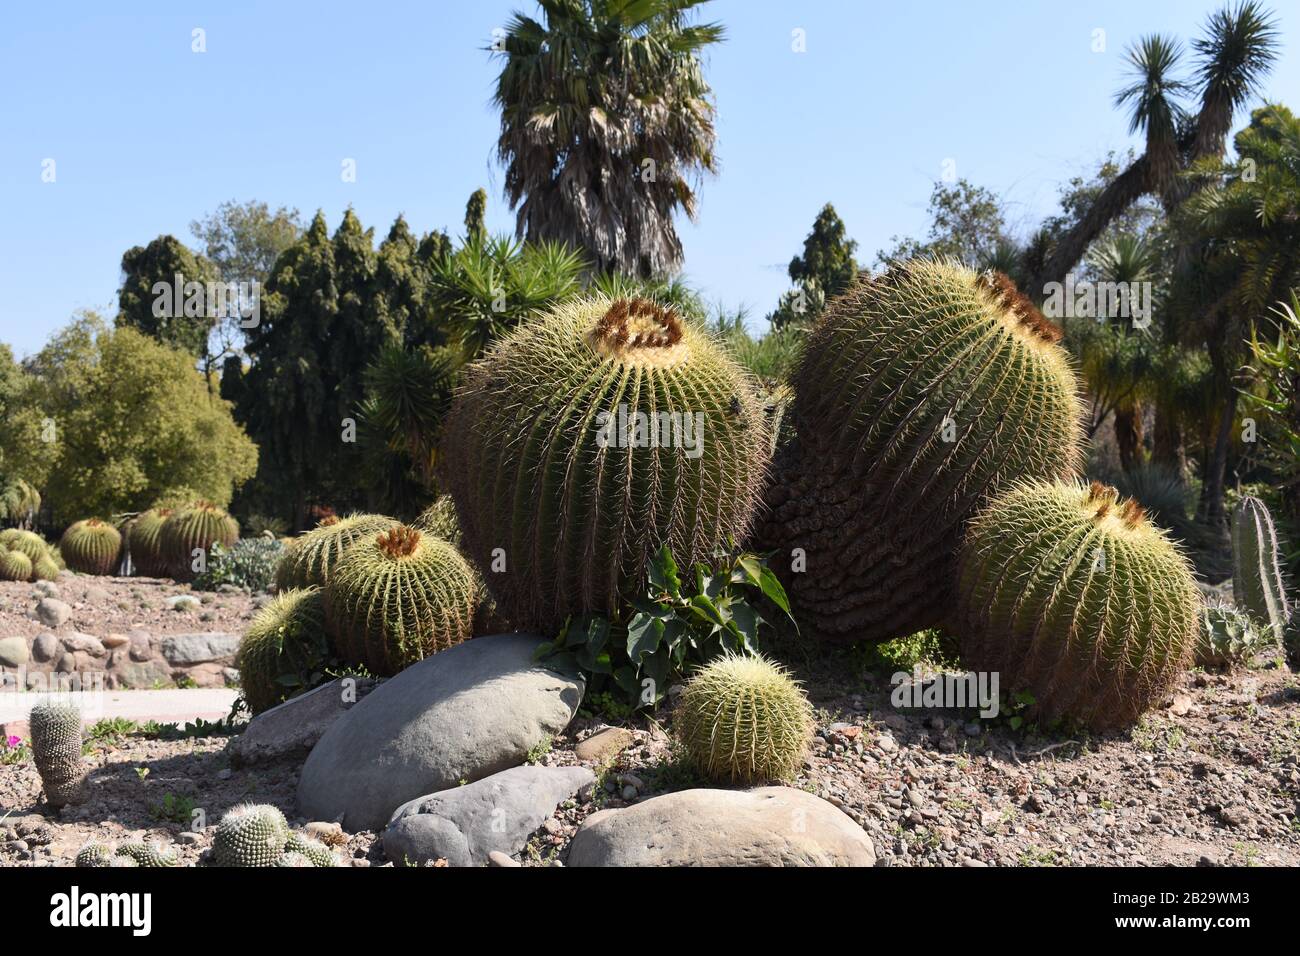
top-left (213, 804), bottom-right (291, 867)
top-left (674, 652), bottom-right (814, 784)
top-left (955, 480), bottom-right (1201, 731)
top-left (161, 503), bottom-right (239, 581)
top-left (234, 587), bottom-right (329, 714)
top-left (1231, 496), bottom-right (1292, 642)
top-left (274, 513), bottom-right (397, 591)
top-left (413, 495), bottom-right (462, 546)
top-left (0, 548), bottom-right (32, 582)
top-left (59, 519), bottom-right (122, 576)
top-left (761, 262), bottom-right (1083, 643)
top-left (323, 525), bottom-right (480, 676)
top-left (127, 507), bottom-right (173, 577)
top-left (29, 703), bottom-right (86, 807)
top-left (442, 295), bottom-right (770, 630)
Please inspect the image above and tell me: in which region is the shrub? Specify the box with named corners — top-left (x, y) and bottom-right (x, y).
top-left (193, 537), bottom-right (285, 593)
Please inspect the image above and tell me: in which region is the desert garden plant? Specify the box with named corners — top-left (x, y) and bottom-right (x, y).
top-left (1197, 601), bottom-right (1266, 668)
top-left (59, 519), bottom-right (122, 575)
top-left (212, 804), bottom-right (291, 867)
top-left (234, 587), bottom-right (331, 714)
top-left (161, 502), bottom-right (239, 581)
top-left (275, 513), bottom-right (396, 591)
top-left (193, 536), bottom-right (285, 592)
top-left (29, 703), bottom-right (86, 807)
top-left (127, 507), bottom-right (175, 577)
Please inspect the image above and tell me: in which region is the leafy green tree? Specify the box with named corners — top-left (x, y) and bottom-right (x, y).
top-left (769, 204), bottom-right (858, 328)
top-left (23, 314), bottom-right (256, 525)
top-left (492, 0), bottom-right (724, 277)
top-left (0, 344), bottom-right (51, 522)
top-left (875, 179), bottom-right (1012, 272)
top-left (117, 235), bottom-right (218, 358)
top-left (464, 188), bottom-right (488, 241)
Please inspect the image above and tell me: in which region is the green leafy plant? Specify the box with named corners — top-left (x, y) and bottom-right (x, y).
top-left (192, 537), bottom-right (285, 592)
top-left (149, 793), bottom-right (196, 825)
top-left (538, 543), bottom-right (793, 707)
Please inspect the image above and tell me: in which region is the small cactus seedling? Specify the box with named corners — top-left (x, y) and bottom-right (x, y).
top-left (1231, 496), bottom-right (1292, 643)
top-left (213, 803), bottom-right (290, 867)
top-left (29, 703), bottom-right (87, 807)
top-left (275, 513), bottom-right (397, 591)
top-left (674, 652), bottom-right (814, 784)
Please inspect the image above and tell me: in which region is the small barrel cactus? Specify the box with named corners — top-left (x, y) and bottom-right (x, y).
top-left (116, 841), bottom-right (179, 867)
top-left (1231, 496), bottom-right (1292, 643)
top-left (75, 842), bottom-right (116, 868)
top-left (413, 495), bottom-right (462, 546)
top-left (59, 519), bottom-right (122, 576)
top-left (29, 703), bottom-right (86, 807)
top-left (161, 503), bottom-right (239, 581)
top-left (213, 803), bottom-right (290, 867)
top-left (1197, 601), bottom-right (1264, 669)
top-left (8, 529), bottom-right (51, 565)
top-left (235, 587), bottom-right (329, 714)
top-left (674, 652), bottom-right (814, 784)
top-left (0, 548), bottom-right (32, 582)
top-left (442, 295), bottom-right (770, 631)
top-left (127, 507), bottom-right (174, 577)
top-left (285, 831), bottom-right (339, 867)
top-left (275, 513), bottom-right (397, 591)
top-left (324, 525), bottom-right (480, 676)
top-left (955, 480), bottom-right (1201, 731)
top-left (761, 262), bottom-right (1083, 643)
top-left (32, 553), bottom-right (60, 581)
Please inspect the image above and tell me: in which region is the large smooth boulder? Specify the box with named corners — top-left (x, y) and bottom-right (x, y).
top-left (384, 765), bottom-right (593, 866)
top-left (227, 676), bottom-right (377, 766)
top-left (160, 632), bottom-right (239, 664)
top-left (567, 787), bottom-right (876, 867)
top-left (297, 634), bottom-right (584, 832)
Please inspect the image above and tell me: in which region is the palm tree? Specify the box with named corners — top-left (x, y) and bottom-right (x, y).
top-left (492, 0), bottom-right (724, 278)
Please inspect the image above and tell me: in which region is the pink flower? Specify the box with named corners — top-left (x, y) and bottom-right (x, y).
top-left (4, 735), bottom-right (21, 748)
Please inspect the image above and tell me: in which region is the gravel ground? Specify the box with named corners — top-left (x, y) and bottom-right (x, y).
top-left (2, 642), bottom-right (1296, 867)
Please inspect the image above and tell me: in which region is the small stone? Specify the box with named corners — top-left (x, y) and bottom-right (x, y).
top-left (30, 633), bottom-right (59, 663)
top-left (177, 831), bottom-right (202, 845)
top-left (488, 851), bottom-right (519, 867)
top-left (102, 633), bottom-right (130, 649)
top-left (574, 727), bottom-right (635, 763)
top-left (621, 785), bottom-right (638, 801)
top-left (167, 595), bottom-right (201, 613)
top-left (1169, 695), bottom-right (1193, 717)
top-left (875, 735), bottom-right (898, 754)
top-left (35, 598), bottom-right (72, 628)
top-left (61, 633), bottom-right (106, 657)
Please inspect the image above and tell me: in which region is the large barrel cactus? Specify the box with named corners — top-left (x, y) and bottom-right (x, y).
top-left (30, 703), bottom-right (86, 807)
top-left (275, 513), bottom-right (397, 591)
top-left (127, 507), bottom-right (173, 577)
top-left (161, 503), bottom-right (239, 581)
top-left (323, 525), bottom-right (480, 676)
top-left (955, 480), bottom-right (1201, 731)
top-left (60, 519), bottom-right (122, 576)
top-left (235, 587), bottom-right (329, 714)
top-left (442, 295), bottom-right (770, 630)
top-left (761, 261), bottom-right (1083, 643)
top-left (413, 495), bottom-right (462, 546)
top-left (1231, 496), bottom-right (1292, 642)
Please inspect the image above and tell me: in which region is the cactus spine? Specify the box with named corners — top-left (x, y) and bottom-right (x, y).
top-left (213, 804), bottom-right (290, 867)
top-left (1231, 496), bottom-right (1292, 642)
top-left (323, 525), bottom-right (479, 676)
top-left (413, 495), bottom-right (462, 546)
top-left (443, 295), bottom-right (770, 630)
top-left (59, 519), bottom-right (122, 576)
top-left (674, 652), bottom-right (814, 784)
top-left (161, 503), bottom-right (239, 581)
top-left (29, 703), bottom-right (86, 807)
top-left (955, 480), bottom-right (1201, 731)
top-left (275, 513), bottom-right (397, 591)
top-left (761, 262), bottom-right (1083, 643)
top-left (234, 587), bottom-right (329, 714)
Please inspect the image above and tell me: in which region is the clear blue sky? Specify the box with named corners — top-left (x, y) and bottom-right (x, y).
top-left (2, 0), bottom-right (1297, 358)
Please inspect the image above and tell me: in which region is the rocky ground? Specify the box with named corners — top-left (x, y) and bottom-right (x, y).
top-left (2, 636), bottom-right (1296, 867)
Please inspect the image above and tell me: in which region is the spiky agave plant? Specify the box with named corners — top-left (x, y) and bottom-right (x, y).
top-left (59, 519), bottom-right (122, 576)
top-left (442, 295), bottom-right (770, 631)
top-left (1231, 495), bottom-right (1292, 643)
top-left (323, 525), bottom-right (480, 676)
top-left (29, 703), bottom-right (86, 807)
top-left (234, 587), bottom-right (329, 714)
top-left (674, 652), bottom-right (814, 784)
top-left (761, 261), bottom-right (1083, 643)
top-left (127, 507), bottom-right (174, 577)
top-left (274, 513), bottom-right (397, 592)
top-left (955, 480), bottom-right (1201, 731)
top-left (160, 503), bottom-right (239, 581)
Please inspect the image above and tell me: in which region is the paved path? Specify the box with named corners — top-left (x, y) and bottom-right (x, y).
top-left (0, 688), bottom-right (238, 736)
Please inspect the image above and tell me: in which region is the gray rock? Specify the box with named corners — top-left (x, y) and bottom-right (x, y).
top-left (0, 637), bottom-right (29, 667)
top-left (127, 631), bottom-right (153, 662)
top-left (82, 586), bottom-right (111, 605)
top-left (33, 581), bottom-right (59, 599)
top-left (384, 765), bottom-right (594, 867)
top-left (159, 632), bottom-right (239, 664)
top-left (30, 633), bottom-right (59, 663)
top-left (488, 850), bottom-right (519, 867)
top-left (297, 634), bottom-right (584, 832)
top-left (35, 598), bottom-right (71, 628)
top-left (113, 659), bottom-right (172, 689)
top-left (61, 633), bottom-right (105, 657)
top-left (567, 787), bottom-right (876, 867)
top-left (227, 677), bottom-right (377, 766)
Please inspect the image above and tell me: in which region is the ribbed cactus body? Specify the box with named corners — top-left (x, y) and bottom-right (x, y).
top-left (761, 262), bottom-right (1083, 643)
top-left (285, 831), bottom-right (338, 867)
top-left (8, 530), bottom-right (50, 564)
top-left (213, 804), bottom-right (290, 867)
top-left (127, 508), bottom-right (173, 577)
top-left (75, 843), bottom-right (116, 867)
top-left (117, 841), bottom-right (179, 867)
top-left (0, 549), bottom-right (32, 581)
top-left (955, 480), bottom-right (1201, 731)
top-left (32, 554), bottom-right (60, 581)
top-left (29, 703), bottom-right (86, 807)
top-left (235, 587), bottom-right (328, 714)
top-left (323, 525), bottom-right (479, 676)
top-left (1231, 496), bottom-right (1292, 642)
top-left (161, 504), bottom-right (239, 581)
top-left (275, 513), bottom-right (397, 591)
top-left (674, 652), bottom-right (813, 784)
top-left (443, 295), bottom-right (770, 631)
top-left (413, 495), bottom-right (462, 546)
top-left (59, 519), bottom-right (122, 576)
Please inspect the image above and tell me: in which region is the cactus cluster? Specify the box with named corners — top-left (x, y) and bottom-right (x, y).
top-left (75, 840), bottom-right (178, 867)
top-left (0, 529), bottom-right (61, 582)
top-left (762, 262), bottom-right (1083, 644)
top-left (955, 480), bottom-right (1201, 731)
top-left (212, 804), bottom-right (337, 867)
top-left (160, 502), bottom-right (239, 582)
top-left (1231, 496), bottom-right (1292, 643)
top-left (674, 652), bottom-right (814, 784)
top-left (275, 513), bottom-right (397, 591)
top-left (323, 524), bottom-right (480, 676)
top-left (0, 548), bottom-right (32, 581)
top-left (60, 519), bottom-right (122, 575)
top-left (234, 587), bottom-right (330, 714)
top-left (29, 703), bottom-right (87, 807)
top-left (442, 295), bottom-right (770, 631)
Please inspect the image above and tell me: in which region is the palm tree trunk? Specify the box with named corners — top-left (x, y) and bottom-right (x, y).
top-left (1114, 403), bottom-right (1144, 472)
top-left (1199, 390), bottom-right (1237, 533)
top-left (1151, 400), bottom-right (1186, 472)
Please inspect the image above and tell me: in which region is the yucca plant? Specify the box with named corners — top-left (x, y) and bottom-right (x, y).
top-left (955, 480), bottom-right (1201, 731)
top-left (275, 513), bottom-right (397, 591)
top-left (762, 261), bottom-right (1083, 643)
top-left (59, 519), bottom-right (122, 576)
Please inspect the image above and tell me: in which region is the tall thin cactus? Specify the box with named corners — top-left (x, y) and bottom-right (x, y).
top-left (1231, 495), bottom-right (1292, 642)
